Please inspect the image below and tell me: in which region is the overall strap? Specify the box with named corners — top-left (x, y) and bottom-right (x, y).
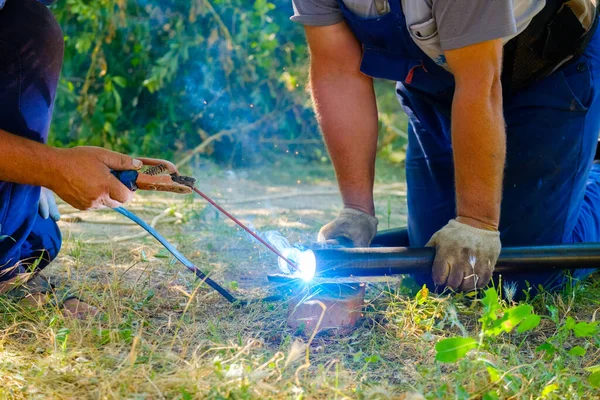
top-left (388, 0), bottom-right (401, 14)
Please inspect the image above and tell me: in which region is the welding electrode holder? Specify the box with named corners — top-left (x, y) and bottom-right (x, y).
top-left (111, 168), bottom-right (195, 194)
top-left (111, 170), bottom-right (140, 191)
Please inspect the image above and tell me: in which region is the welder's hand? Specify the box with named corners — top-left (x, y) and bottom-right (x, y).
top-left (49, 146), bottom-right (143, 210)
top-left (38, 188), bottom-right (60, 221)
top-left (318, 207), bottom-right (378, 247)
top-left (426, 219), bottom-right (501, 292)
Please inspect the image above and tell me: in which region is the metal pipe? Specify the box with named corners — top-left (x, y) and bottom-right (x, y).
top-left (371, 227), bottom-right (410, 247)
top-left (314, 243), bottom-right (600, 278)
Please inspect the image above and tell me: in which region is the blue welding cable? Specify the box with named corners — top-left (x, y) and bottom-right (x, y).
top-left (113, 206), bottom-right (241, 304)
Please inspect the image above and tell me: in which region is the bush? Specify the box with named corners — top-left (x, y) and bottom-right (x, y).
top-left (50, 0), bottom-right (320, 166)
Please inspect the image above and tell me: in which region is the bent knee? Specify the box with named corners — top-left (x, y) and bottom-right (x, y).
top-left (1, 0), bottom-right (64, 74)
top-left (22, 0), bottom-right (64, 76)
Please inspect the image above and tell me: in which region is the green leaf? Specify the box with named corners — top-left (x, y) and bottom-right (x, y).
top-left (434, 384), bottom-right (449, 398)
top-left (487, 366), bottom-right (501, 383)
top-left (516, 313), bottom-right (541, 333)
top-left (536, 342), bottom-right (557, 356)
top-left (415, 284), bottom-right (429, 304)
top-left (113, 89), bottom-right (122, 113)
top-left (573, 321), bottom-right (599, 337)
top-left (119, 328), bottom-right (133, 344)
top-left (568, 346), bottom-right (586, 357)
top-left (481, 287), bottom-right (500, 317)
top-left (180, 388), bottom-right (193, 400)
top-left (112, 76), bottom-right (127, 88)
top-left (546, 305), bottom-right (559, 324)
top-left (56, 327), bottom-right (70, 345)
top-left (435, 337), bottom-right (478, 363)
top-left (565, 316), bottom-right (576, 330)
top-left (486, 304), bottom-right (535, 336)
top-left (75, 35), bottom-right (92, 53)
top-left (585, 365), bottom-right (600, 373)
top-left (456, 385), bottom-right (470, 400)
top-left (364, 354), bottom-right (380, 363)
top-left (541, 383), bottom-right (559, 397)
top-left (483, 392), bottom-right (500, 400)
top-left (588, 371), bottom-right (600, 388)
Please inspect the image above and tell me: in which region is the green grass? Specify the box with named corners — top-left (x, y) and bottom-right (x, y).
top-left (0, 161), bottom-right (599, 399)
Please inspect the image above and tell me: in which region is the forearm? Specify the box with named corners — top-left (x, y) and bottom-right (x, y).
top-left (451, 80), bottom-right (505, 229)
top-left (0, 129), bottom-right (62, 188)
top-left (310, 65), bottom-right (379, 215)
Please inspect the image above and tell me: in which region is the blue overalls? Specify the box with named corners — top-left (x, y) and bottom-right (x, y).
top-left (0, 0), bottom-right (64, 281)
top-left (339, 0), bottom-right (600, 293)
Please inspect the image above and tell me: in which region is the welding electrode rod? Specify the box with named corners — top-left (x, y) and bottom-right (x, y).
top-left (313, 244), bottom-right (600, 278)
top-left (191, 187), bottom-right (300, 272)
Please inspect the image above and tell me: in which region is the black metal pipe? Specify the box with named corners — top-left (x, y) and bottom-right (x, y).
top-left (314, 243), bottom-right (600, 278)
top-left (371, 227), bottom-right (410, 247)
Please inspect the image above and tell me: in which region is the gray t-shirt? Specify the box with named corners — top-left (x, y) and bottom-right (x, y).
top-left (292, 0), bottom-right (545, 69)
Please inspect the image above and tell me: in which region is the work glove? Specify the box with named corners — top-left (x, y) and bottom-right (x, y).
top-left (426, 219), bottom-right (501, 292)
top-left (39, 188), bottom-right (60, 221)
top-left (318, 208), bottom-right (378, 247)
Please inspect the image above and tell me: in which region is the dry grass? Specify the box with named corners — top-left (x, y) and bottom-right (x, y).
top-left (0, 163), bottom-right (599, 399)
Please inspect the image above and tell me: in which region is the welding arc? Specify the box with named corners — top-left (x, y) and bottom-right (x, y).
top-left (191, 187), bottom-right (300, 273)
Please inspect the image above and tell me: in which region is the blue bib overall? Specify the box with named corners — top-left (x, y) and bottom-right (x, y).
top-left (0, 0), bottom-right (63, 281)
top-left (340, 0), bottom-right (600, 292)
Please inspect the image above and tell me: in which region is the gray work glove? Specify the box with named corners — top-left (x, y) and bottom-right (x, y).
top-left (318, 208), bottom-right (378, 247)
top-left (39, 188), bottom-right (61, 221)
top-left (426, 219), bottom-right (501, 292)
